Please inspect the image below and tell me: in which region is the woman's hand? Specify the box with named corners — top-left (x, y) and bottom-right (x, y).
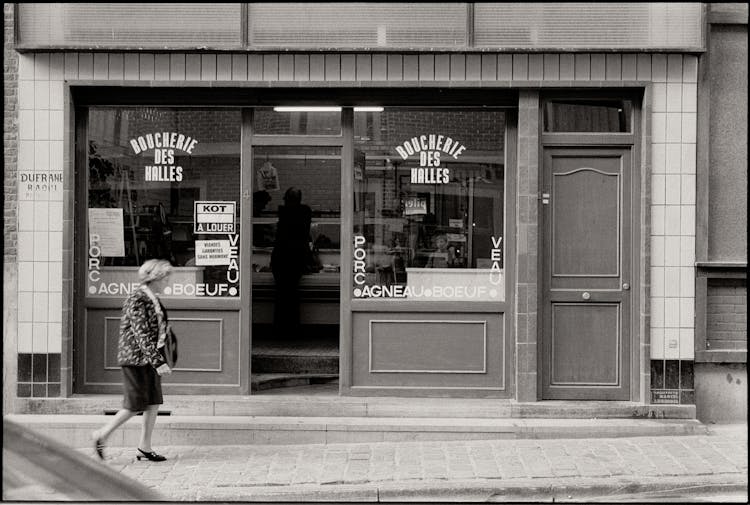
top-left (156, 363), bottom-right (172, 376)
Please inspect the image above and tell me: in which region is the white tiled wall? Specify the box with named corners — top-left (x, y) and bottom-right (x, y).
top-left (17, 53), bottom-right (65, 356)
top-left (15, 52), bottom-right (699, 363)
top-left (649, 54), bottom-right (697, 360)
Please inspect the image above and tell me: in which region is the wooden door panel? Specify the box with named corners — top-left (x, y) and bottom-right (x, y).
top-left (541, 148), bottom-right (631, 400)
top-left (552, 168), bottom-right (620, 278)
top-left (551, 303), bottom-right (620, 385)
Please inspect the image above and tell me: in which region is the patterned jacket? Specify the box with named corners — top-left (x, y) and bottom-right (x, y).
top-left (117, 288), bottom-right (167, 367)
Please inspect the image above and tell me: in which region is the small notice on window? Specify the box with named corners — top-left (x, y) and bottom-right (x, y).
top-left (194, 201), bottom-right (236, 234)
top-left (257, 161), bottom-right (280, 191)
top-left (88, 208), bottom-right (125, 257)
top-left (195, 240), bottom-right (232, 266)
top-left (651, 390), bottom-right (680, 404)
top-left (403, 197), bottom-right (427, 215)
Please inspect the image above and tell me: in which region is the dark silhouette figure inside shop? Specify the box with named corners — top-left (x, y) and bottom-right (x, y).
top-left (271, 187), bottom-right (312, 337)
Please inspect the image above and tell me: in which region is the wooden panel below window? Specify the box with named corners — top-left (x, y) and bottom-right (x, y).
top-left (81, 308), bottom-right (241, 394)
top-left (351, 312), bottom-right (509, 396)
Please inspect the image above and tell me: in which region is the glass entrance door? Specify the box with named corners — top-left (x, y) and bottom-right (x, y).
top-left (249, 108), bottom-right (344, 392)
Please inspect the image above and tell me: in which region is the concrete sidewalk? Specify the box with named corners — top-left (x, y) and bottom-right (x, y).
top-left (84, 426), bottom-right (747, 502)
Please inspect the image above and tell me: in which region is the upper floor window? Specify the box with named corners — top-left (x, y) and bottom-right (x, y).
top-left (248, 3), bottom-right (468, 49)
top-left (18, 3), bottom-right (703, 51)
top-left (18, 3), bottom-right (242, 49)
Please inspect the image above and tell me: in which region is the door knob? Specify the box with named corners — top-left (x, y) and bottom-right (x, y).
top-left (582, 292), bottom-right (591, 300)
top-left (623, 283), bottom-right (630, 290)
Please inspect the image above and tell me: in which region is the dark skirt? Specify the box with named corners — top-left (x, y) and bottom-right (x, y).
top-left (121, 365), bottom-right (163, 412)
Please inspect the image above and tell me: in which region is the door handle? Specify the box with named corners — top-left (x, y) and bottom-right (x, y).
top-left (582, 292), bottom-right (591, 300)
top-left (623, 283), bottom-right (630, 290)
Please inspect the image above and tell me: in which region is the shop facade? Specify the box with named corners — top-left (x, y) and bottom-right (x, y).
top-left (3, 4), bottom-right (746, 416)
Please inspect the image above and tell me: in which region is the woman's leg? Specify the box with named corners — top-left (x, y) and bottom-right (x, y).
top-left (139, 404), bottom-right (160, 452)
top-left (93, 409), bottom-right (137, 442)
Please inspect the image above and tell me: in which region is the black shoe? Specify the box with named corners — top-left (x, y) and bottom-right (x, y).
top-left (94, 438), bottom-right (105, 460)
top-left (136, 448), bottom-right (167, 462)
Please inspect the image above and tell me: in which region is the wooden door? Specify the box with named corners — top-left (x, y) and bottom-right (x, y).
top-left (540, 148), bottom-right (632, 400)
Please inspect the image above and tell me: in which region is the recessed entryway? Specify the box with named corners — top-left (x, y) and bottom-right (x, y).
top-left (249, 110), bottom-right (343, 392)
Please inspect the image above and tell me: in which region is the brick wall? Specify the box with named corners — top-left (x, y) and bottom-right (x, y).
top-left (4, 3), bottom-right (18, 260)
top-left (4, 1), bottom-right (19, 411)
top-left (707, 278), bottom-right (748, 349)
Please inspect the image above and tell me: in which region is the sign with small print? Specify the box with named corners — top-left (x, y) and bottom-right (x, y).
top-left (651, 390), bottom-right (680, 404)
top-left (88, 208), bottom-right (125, 257)
top-left (195, 240), bottom-right (232, 266)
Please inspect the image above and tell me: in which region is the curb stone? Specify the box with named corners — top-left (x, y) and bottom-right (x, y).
top-left (186, 473), bottom-right (748, 502)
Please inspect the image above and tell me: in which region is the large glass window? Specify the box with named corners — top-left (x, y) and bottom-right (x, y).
top-left (86, 107), bottom-right (241, 297)
top-left (353, 108), bottom-right (506, 301)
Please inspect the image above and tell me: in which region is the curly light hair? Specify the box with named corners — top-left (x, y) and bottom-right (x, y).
top-left (138, 259), bottom-right (173, 284)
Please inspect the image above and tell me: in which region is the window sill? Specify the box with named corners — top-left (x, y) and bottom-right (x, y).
top-left (695, 350), bottom-right (747, 364)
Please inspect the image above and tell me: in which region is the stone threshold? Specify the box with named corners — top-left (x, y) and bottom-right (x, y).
top-left (15, 395), bottom-right (696, 419)
top-left (7, 414), bottom-right (708, 448)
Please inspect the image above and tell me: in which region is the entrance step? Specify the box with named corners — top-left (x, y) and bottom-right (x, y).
top-left (15, 396), bottom-right (697, 420)
top-left (252, 355), bottom-right (339, 374)
top-left (252, 335), bottom-right (339, 375)
top-left (6, 414), bottom-right (709, 448)
top-left (251, 374), bottom-right (338, 391)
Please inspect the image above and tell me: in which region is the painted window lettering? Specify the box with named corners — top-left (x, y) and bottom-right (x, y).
top-left (395, 133), bottom-right (467, 186)
top-left (129, 132), bottom-right (197, 182)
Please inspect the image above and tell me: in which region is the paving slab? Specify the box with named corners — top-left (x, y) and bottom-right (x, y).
top-left (62, 429), bottom-right (748, 502)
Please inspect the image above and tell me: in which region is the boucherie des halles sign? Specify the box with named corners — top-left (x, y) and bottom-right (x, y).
top-left (395, 134), bottom-right (467, 184)
top-left (129, 132), bottom-right (198, 182)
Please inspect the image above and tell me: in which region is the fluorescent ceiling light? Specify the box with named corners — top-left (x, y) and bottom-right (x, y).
top-left (273, 106), bottom-right (341, 112)
top-left (272, 106), bottom-right (384, 112)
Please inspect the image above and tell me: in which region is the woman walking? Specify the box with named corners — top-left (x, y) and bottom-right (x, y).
top-left (91, 259), bottom-right (173, 462)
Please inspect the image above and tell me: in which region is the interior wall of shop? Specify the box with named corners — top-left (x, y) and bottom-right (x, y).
top-left (8, 48), bottom-right (699, 402)
top-left (694, 4), bottom-right (748, 423)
